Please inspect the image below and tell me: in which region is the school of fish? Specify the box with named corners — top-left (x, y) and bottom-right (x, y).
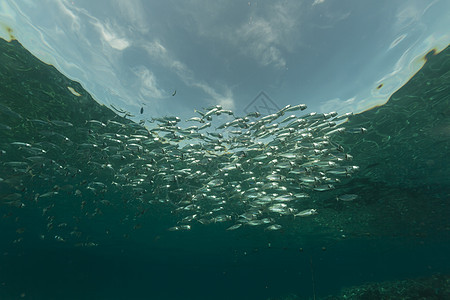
top-left (0, 101), bottom-right (365, 242)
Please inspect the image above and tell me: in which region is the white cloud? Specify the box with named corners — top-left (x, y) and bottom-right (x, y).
top-left (394, 1), bottom-right (439, 31)
top-left (236, 19), bottom-right (286, 68)
top-left (176, 1), bottom-right (302, 69)
top-left (142, 40), bottom-right (192, 78)
top-left (395, 6), bottom-right (421, 30)
top-left (133, 66), bottom-right (164, 99)
top-left (55, 0), bottom-right (81, 31)
top-left (232, 2), bottom-right (302, 68)
top-left (142, 40), bottom-right (168, 60)
top-left (320, 97), bottom-right (356, 114)
top-left (92, 20), bottom-right (130, 51)
top-left (312, 0), bottom-right (325, 6)
top-left (192, 82), bottom-right (235, 111)
top-left (112, 0), bottom-right (150, 34)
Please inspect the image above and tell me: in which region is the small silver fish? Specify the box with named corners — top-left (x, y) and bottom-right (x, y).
top-left (226, 224), bottom-right (242, 231)
top-left (295, 209), bottom-right (317, 217)
top-left (265, 224), bottom-right (282, 231)
top-left (337, 194), bottom-right (358, 201)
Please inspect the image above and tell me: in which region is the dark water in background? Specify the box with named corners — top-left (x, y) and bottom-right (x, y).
top-left (0, 38), bottom-right (449, 300)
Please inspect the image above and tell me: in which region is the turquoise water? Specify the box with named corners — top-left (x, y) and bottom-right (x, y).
top-left (0, 39), bottom-right (449, 299)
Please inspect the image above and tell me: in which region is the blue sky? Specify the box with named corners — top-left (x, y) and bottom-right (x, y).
top-left (0, 0), bottom-right (449, 121)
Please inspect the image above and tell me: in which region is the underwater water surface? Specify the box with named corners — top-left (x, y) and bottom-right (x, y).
top-left (0, 39), bottom-right (449, 299)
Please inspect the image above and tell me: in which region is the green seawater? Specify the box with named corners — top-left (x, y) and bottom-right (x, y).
top-left (0, 38), bottom-right (449, 299)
